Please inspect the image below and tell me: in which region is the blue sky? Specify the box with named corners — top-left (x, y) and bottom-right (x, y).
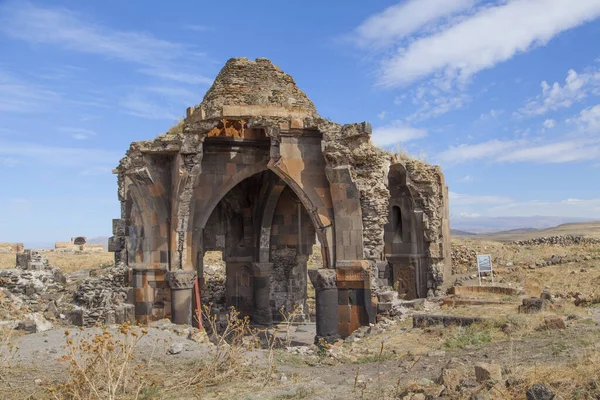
top-left (1, 0), bottom-right (600, 246)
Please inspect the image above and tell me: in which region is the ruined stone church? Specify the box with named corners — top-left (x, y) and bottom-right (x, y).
top-left (109, 58), bottom-right (451, 341)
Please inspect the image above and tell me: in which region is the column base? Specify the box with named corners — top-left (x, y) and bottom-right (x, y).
top-left (167, 270), bottom-right (196, 325)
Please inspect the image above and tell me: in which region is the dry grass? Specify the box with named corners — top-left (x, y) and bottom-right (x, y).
top-left (506, 349), bottom-right (600, 399)
top-left (50, 325), bottom-right (154, 400)
top-left (0, 252), bottom-right (113, 273)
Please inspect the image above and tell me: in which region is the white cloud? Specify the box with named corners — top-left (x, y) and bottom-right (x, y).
top-left (372, 121), bottom-right (427, 147)
top-left (0, 70), bottom-right (60, 113)
top-left (449, 191), bottom-right (512, 206)
top-left (488, 198), bottom-right (600, 218)
top-left (407, 91), bottom-right (470, 122)
top-left (572, 104), bottom-right (600, 132)
top-left (457, 175), bottom-right (475, 183)
top-left (59, 127), bottom-right (97, 140)
top-left (354, 0), bottom-right (478, 48)
top-left (0, 1), bottom-right (211, 85)
top-left (437, 139), bottom-right (516, 164)
top-left (118, 85), bottom-right (197, 120)
top-left (0, 157), bottom-right (18, 167)
top-left (437, 136), bottom-right (600, 165)
top-left (377, 111), bottom-right (386, 120)
top-left (518, 68), bottom-right (600, 116)
top-left (543, 119), bottom-right (556, 129)
top-left (375, 0), bottom-right (600, 88)
top-left (497, 140), bottom-right (600, 163)
top-left (0, 141), bottom-right (121, 168)
top-left (479, 109), bottom-right (504, 120)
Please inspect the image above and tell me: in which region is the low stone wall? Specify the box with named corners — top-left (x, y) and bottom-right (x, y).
top-left (0, 242), bottom-right (24, 253)
top-left (513, 235), bottom-right (600, 246)
top-left (448, 285), bottom-right (525, 296)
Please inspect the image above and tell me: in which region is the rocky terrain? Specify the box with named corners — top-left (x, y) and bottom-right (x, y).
top-left (0, 233), bottom-right (599, 399)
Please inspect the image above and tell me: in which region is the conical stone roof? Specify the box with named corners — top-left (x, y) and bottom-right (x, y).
top-left (199, 58), bottom-right (318, 120)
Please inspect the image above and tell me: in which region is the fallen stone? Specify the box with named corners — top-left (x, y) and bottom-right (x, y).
top-left (540, 290), bottom-right (552, 302)
top-left (519, 298), bottom-right (548, 314)
top-left (440, 367), bottom-right (462, 392)
top-left (413, 314), bottom-right (483, 328)
top-left (526, 384), bottom-right (555, 400)
top-left (544, 316), bottom-right (566, 330)
top-left (167, 342), bottom-right (184, 355)
top-left (474, 363), bottom-right (502, 382)
top-left (377, 291), bottom-right (397, 303)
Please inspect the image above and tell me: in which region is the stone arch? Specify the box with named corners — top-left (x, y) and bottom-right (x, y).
top-left (258, 180), bottom-right (286, 263)
top-left (268, 164), bottom-right (333, 269)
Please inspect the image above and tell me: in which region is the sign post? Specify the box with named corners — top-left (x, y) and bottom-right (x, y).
top-left (476, 254), bottom-right (493, 286)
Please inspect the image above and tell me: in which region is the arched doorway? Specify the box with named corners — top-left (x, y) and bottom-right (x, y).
top-left (196, 170), bottom-right (321, 325)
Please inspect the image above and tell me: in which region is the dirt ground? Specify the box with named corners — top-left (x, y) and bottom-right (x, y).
top-left (1, 232), bottom-right (599, 399)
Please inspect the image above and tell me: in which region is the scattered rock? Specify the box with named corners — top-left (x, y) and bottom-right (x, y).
top-left (526, 384), bottom-right (555, 400)
top-left (544, 316), bottom-right (566, 330)
top-left (440, 367), bottom-right (463, 392)
top-left (519, 298), bottom-right (548, 314)
top-left (474, 363), bottom-right (502, 383)
top-left (167, 342), bottom-right (184, 355)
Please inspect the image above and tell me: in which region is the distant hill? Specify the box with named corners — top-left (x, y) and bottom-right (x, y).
top-left (471, 221), bottom-right (600, 242)
top-left (451, 216), bottom-right (597, 234)
top-left (450, 229), bottom-right (477, 236)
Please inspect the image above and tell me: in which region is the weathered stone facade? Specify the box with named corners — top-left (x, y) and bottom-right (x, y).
top-left (109, 58), bottom-right (451, 340)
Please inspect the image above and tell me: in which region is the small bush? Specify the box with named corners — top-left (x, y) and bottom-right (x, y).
top-left (444, 324), bottom-right (493, 349)
top-left (50, 324), bottom-right (153, 400)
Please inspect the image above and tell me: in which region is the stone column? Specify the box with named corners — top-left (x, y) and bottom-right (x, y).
top-left (252, 262), bottom-right (273, 325)
top-left (167, 270), bottom-right (196, 325)
top-left (308, 269), bottom-right (339, 343)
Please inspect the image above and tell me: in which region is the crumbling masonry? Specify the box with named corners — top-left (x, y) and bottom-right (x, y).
top-left (109, 58), bottom-right (451, 341)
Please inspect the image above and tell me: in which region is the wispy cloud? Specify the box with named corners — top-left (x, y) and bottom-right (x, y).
top-left (372, 121), bottom-right (427, 147)
top-left (0, 1), bottom-right (212, 85)
top-left (449, 191), bottom-right (512, 206)
top-left (488, 198), bottom-right (600, 218)
top-left (353, 0), bottom-right (478, 49)
top-left (371, 0), bottom-right (600, 88)
top-left (517, 68), bottom-right (600, 116)
top-left (0, 70), bottom-right (60, 113)
top-left (58, 127), bottom-right (97, 140)
top-left (457, 175), bottom-right (475, 183)
top-left (0, 157), bottom-right (18, 167)
top-left (118, 85), bottom-right (197, 120)
top-left (543, 119), bottom-right (557, 129)
top-left (0, 141), bottom-right (121, 168)
top-left (437, 137), bottom-right (600, 165)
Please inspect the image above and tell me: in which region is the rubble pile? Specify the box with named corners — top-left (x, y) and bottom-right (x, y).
top-left (0, 261), bottom-right (67, 312)
top-left (513, 235), bottom-right (600, 246)
top-left (201, 262), bottom-right (226, 312)
top-left (71, 264), bottom-right (134, 326)
top-left (0, 250), bottom-right (135, 330)
top-left (451, 245), bottom-right (478, 273)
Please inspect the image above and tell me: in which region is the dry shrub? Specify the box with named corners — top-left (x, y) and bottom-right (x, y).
top-left (0, 327), bottom-right (18, 388)
top-left (50, 324), bottom-right (154, 400)
top-left (506, 349), bottom-right (600, 399)
top-left (169, 304), bottom-right (288, 394)
top-left (279, 304), bottom-right (305, 347)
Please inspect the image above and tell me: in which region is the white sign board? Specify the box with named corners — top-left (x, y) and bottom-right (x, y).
top-left (476, 254), bottom-right (494, 285)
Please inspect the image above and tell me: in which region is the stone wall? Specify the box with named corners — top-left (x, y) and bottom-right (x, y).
top-left (0, 243), bottom-right (24, 253)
